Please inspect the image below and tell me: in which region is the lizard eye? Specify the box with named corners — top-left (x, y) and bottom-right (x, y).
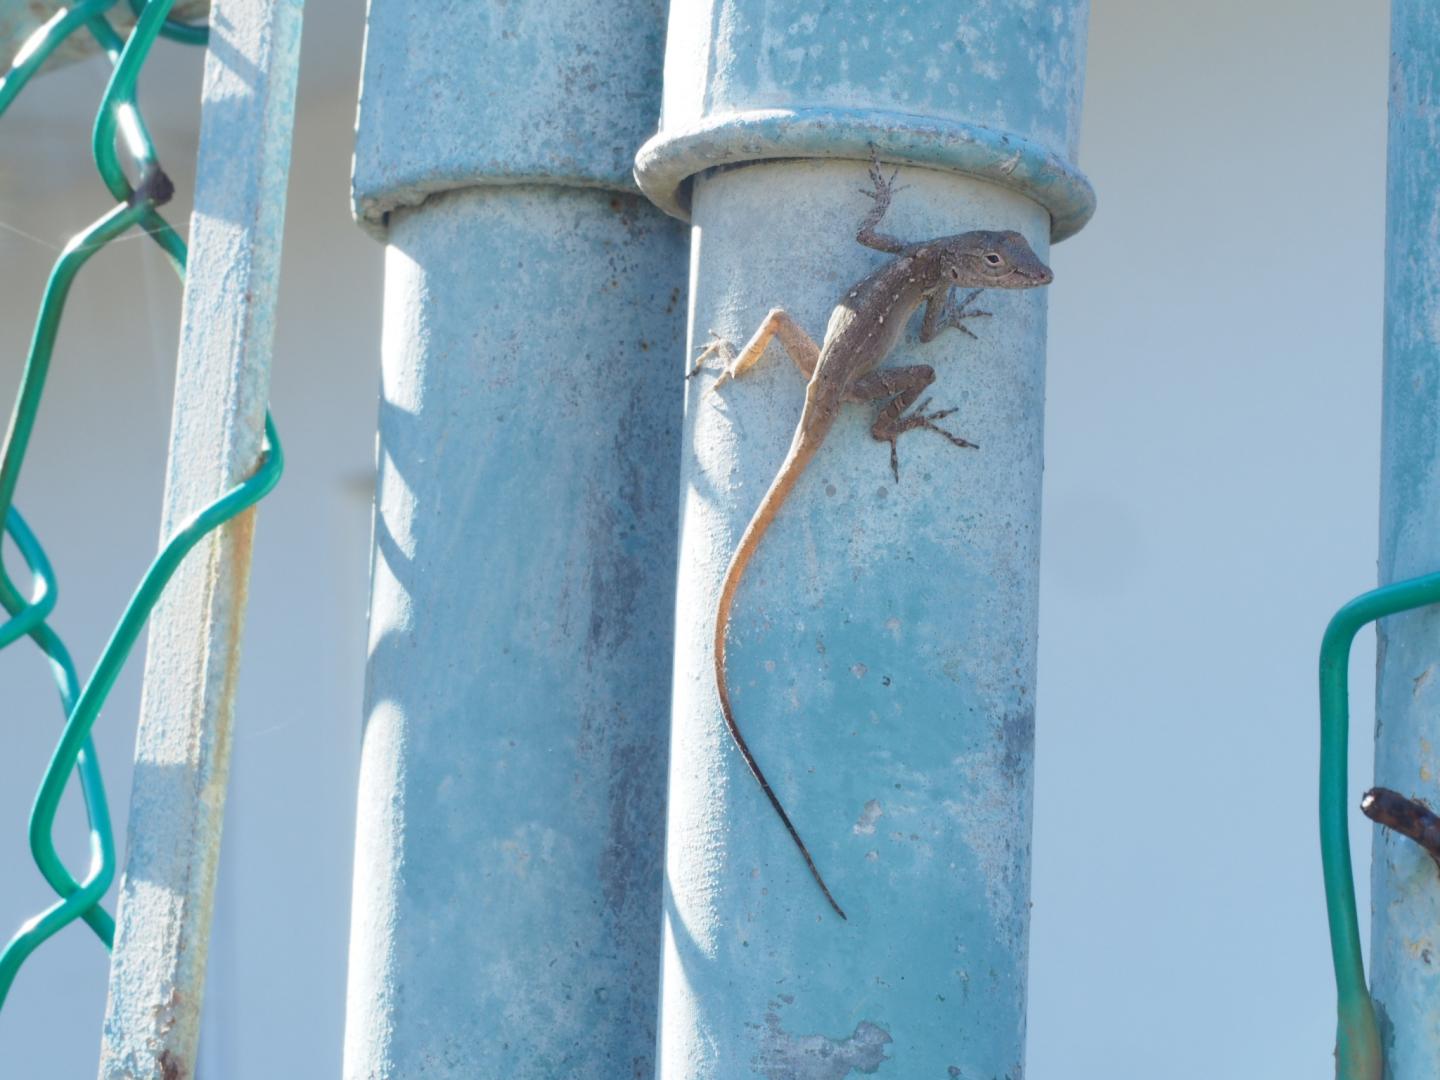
top-left (948, 267), bottom-right (960, 280)
top-left (984, 252), bottom-right (1003, 267)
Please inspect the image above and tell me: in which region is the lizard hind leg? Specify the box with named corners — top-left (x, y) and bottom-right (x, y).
top-left (704, 308), bottom-right (820, 393)
top-left (849, 365), bottom-right (978, 482)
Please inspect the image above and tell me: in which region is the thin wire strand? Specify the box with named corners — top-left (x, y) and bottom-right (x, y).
top-left (0, 220), bottom-right (63, 252)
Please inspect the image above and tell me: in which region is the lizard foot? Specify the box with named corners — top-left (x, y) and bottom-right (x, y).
top-left (858, 150), bottom-right (909, 209)
top-left (882, 398), bottom-right (978, 482)
top-left (688, 330), bottom-right (735, 381)
top-left (945, 288), bottom-right (992, 340)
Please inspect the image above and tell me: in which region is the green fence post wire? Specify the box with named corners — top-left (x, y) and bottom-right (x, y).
top-left (1320, 573), bottom-right (1440, 1080)
top-left (0, 0), bottom-right (284, 1023)
top-left (0, 508), bottom-right (112, 951)
top-left (0, 510), bottom-right (59, 651)
top-left (0, 0), bottom-right (117, 114)
top-left (125, 0), bottom-right (205, 44)
top-left (4, 418), bottom-right (282, 1011)
top-left (0, 203), bottom-right (153, 972)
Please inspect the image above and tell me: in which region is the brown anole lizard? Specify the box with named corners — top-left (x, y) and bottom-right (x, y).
top-left (691, 154), bottom-right (1054, 919)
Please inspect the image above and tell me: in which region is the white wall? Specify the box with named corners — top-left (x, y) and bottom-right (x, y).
top-left (0, 0), bottom-right (1393, 1076)
top-left (1032, 2), bottom-right (1387, 1075)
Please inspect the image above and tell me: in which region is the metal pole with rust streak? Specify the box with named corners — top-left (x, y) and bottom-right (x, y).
top-left (97, 0), bottom-right (303, 1075)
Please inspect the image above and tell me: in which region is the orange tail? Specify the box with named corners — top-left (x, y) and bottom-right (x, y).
top-left (713, 413), bottom-right (846, 919)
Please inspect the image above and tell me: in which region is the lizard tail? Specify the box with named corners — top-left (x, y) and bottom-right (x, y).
top-left (714, 430), bottom-right (847, 920)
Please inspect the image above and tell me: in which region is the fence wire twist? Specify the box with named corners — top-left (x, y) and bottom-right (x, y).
top-left (0, 0), bottom-right (282, 1015)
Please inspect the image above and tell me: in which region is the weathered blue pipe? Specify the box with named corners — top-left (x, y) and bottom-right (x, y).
top-left (1370, 2), bottom-right (1440, 1073)
top-left (635, 3), bottom-right (1092, 1076)
top-left (343, 3), bottom-right (686, 1076)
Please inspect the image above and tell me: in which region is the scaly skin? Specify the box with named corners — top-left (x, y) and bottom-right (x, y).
top-left (694, 155), bottom-right (1054, 918)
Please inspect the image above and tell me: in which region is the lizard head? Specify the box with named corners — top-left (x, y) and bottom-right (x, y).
top-left (940, 230), bottom-right (1053, 288)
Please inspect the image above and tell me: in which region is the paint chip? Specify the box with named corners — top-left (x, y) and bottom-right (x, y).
top-left (754, 1006), bottom-right (892, 1080)
top-left (853, 799), bottom-right (883, 836)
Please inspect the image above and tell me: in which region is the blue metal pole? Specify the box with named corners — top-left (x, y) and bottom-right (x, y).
top-left (634, 4), bottom-right (1093, 1076)
top-left (342, 3), bottom-right (686, 1077)
top-left (1370, 3), bottom-right (1440, 1073)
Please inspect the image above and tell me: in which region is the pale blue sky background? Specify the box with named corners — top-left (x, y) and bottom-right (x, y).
top-left (0, 0), bottom-right (1393, 1075)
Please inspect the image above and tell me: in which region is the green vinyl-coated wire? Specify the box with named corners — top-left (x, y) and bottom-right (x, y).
top-left (126, 0), bottom-right (207, 45)
top-left (0, 0), bottom-right (281, 1015)
top-left (0, 202), bottom-right (152, 966)
top-left (1, 416), bottom-right (282, 1008)
top-left (0, 0), bottom-right (116, 115)
top-left (1320, 572), bottom-right (1440, 1080)
top-left (0, 511), bottom-right (57, 652)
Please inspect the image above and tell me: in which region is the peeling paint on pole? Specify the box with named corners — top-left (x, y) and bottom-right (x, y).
top-left (1371, 2), bottom-right (1440, 1074)
top-left (635, 2), bottom-right (1091, 1076)
top-left (343, 2), bottom-right (685, 1077)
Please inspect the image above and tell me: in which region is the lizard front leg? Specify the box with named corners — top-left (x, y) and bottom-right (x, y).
top-left (855, 149), bottom-right (911, 254)
top-left (691, 308), bottom-right (820, 390)
top-left (919, 287), bottom-right (992, 343)
top-left (848, 365), bottom-right (977, 482)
